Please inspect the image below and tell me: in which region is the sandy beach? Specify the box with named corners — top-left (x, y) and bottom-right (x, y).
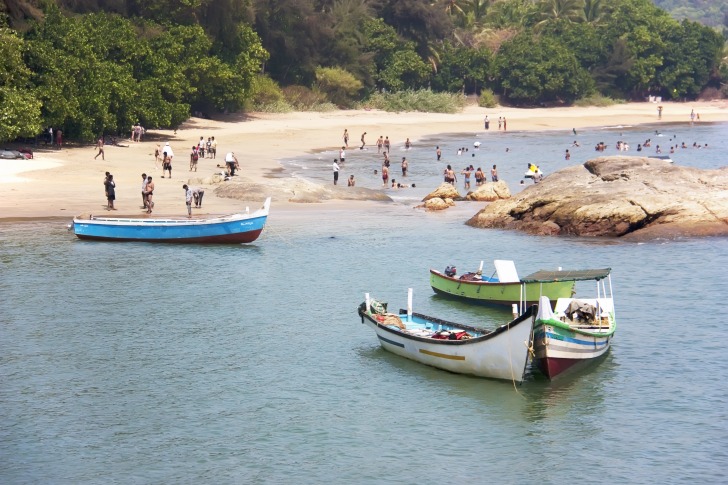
top-left (1, 100), bottom-right (726, 220)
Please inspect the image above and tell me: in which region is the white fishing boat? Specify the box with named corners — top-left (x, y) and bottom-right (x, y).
top-left (358, 289), bottom-right (535, 383)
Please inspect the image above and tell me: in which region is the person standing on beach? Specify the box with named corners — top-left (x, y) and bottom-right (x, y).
top-left (94, 137), bottom-right (105, 160)
top-left (193, 187), bottom-right (205, 208)
top-left (360, 132), bottom-right (367, 150)
top-left (105, 174), bottom-right (116, 210)
top-left (503, 117), bottom-right (507, 131)
top-left (225, 151), bottom-right (238, 176)
top-left (484, 116), bottom-right (490, 130)
top-left (339, 146), bottom-right (346, 163)
top-left (162, 142), bottom-right (174, 178)
top-left (376, 136), bottom-right (384, 154)
top-left (401, 157), bottom-right (408, 177)
top-left (436, 146), bottom-right (441, 161)
top-left (565, 149), bottom-right (570, 160)
top-left (145, 176), bottom-right (155, 213)
top-left (103, 171), bottom-right (110, 200)
top-left (154, 144), bottom-right (160, 166)
top-left (491, 164), bottom-right (498, 182)
top-left (211, 137), bottom-right (217, 159)
top-left (55, 129), bottom-right (63, 150)
top-left (382, 163), bottom-right (389, 187)
top-left (343, 129), bottom-right (349, 148)
top-left (658, 105), bottom-right (663, 119)
top-left (384, 136), bottom-right (390, 153)
top-left (332, 158), bottom-right (340, 185)
top-left (183, 184), bottom-right (193, 218)
top-left (190, 146), bottom-right (199, 171)
top-left (498, 117), bottom-right (502, 130)
top-left (141, 173), bottom-right (148, 209)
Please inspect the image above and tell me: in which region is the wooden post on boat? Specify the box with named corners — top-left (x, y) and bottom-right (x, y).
top-left (365, 293), bottom-right (370, 313)
top-left (407, 288), bottom-right (413, 322)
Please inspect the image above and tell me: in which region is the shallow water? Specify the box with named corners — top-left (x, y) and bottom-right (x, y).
top-left (2, 123), bottom-right (728, 483)
top-left (282, 122), bottom-right (727, 203)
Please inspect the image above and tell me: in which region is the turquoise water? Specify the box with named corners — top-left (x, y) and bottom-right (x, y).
top-left (2, 123), bottom-right (728, 483)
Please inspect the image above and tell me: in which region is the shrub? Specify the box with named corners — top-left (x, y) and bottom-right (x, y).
top-left (282, 85), bottom-right (324, 109)
top-left (478, 88), bottom-right (498, 108)
top-left (247, 75), bottom-right (290, 111)
top-left (363, 89), bottom-right (467, 113)
top-left (315, 67), bottom-right (363, 108)
top-left (573, 94), bottom-right (624, 107)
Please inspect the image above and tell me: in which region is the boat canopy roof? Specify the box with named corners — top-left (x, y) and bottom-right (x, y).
top-left (521, 268), bottom-right (611, 283)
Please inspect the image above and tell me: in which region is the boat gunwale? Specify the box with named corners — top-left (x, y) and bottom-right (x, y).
top-left (535, 316), bottom-right (617, 338)
top-left (74, 212), bottom-right (266, 226)
top-left (358, 304), bottom-right (535, 346)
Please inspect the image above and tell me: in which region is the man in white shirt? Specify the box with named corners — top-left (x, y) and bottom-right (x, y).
top-left (225, 152), bottom-right (238, 176)
top-left (332, 158), bottom-right (340, 185)
top-left (141, 173), bottom-right (148, 209)
top-left (183, 184), bottom-right (193, 218)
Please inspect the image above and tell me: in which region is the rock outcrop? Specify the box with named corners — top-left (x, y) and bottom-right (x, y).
top-left (465, 181), bottom-right (511, 201)
top-left (423, 183), bottom-right (461, 201)
top-left (466, 156), bottom-right (728, 240)
top-left (421, 197), bottom-right (455, 211)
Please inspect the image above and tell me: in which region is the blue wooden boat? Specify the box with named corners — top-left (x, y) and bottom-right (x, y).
top-left (71, 198), bottom-right (271, 243)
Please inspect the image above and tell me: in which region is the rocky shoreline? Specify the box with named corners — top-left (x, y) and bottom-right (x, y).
top-left (465, 156), bottom-right (728, 240)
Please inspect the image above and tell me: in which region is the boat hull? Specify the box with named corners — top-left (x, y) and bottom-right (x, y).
top-left (72, 199), bottom-right (270, 244)
top-left (532, 320), bottom-right (613, 379)
top-left (430, 270), bottom-right (574, 307)
top-left (359, 306), bottom-right (535, 382)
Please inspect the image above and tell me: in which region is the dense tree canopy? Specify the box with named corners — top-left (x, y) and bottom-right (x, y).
top-left (0, 0), bottom-right (726, 142)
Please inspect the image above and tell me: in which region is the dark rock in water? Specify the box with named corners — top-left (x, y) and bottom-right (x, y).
top-left (466, 156), bottom-right (728, 240)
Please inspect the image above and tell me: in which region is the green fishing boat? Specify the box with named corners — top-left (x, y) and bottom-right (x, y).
top-left (430, 260), bottom-right (575, 308)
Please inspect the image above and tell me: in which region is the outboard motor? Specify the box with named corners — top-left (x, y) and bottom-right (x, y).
top-left (444, 265), bottom-right (457, 277)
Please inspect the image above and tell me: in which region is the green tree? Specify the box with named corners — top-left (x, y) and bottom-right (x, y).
top-left (0, 27), bottom-right (42, 142)
top-left (496, 32), bottom-right (594, 104)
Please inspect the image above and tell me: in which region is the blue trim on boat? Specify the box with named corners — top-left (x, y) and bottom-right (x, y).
top-left (544, 331), bottom-right (609, 347)
top-left (377, 335), bottom-right (405, 348)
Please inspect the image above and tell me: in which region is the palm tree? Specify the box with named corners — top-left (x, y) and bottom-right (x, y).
top-left (583, 0), bottom-right (603, 24)
top-left (537, 0), bottom-right (586, 25)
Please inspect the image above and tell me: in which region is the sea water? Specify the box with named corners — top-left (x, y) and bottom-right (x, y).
top-left (1, 123), bottom-right (727, 483)
top-left (282, 122), bottom-right (727, 203)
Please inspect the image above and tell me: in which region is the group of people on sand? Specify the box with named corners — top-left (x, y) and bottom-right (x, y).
top-left (96, 134), bottom-right (212, 217)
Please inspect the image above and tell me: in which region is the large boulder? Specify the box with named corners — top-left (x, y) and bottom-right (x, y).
top-left (423, 183), bottom-right (461, 201)
top-left (466, 156), bottom-right (728, 240)
top-left (420, 197), bottom-right (455, 211)
top-left (466, 181), bottom-right (511, 201)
